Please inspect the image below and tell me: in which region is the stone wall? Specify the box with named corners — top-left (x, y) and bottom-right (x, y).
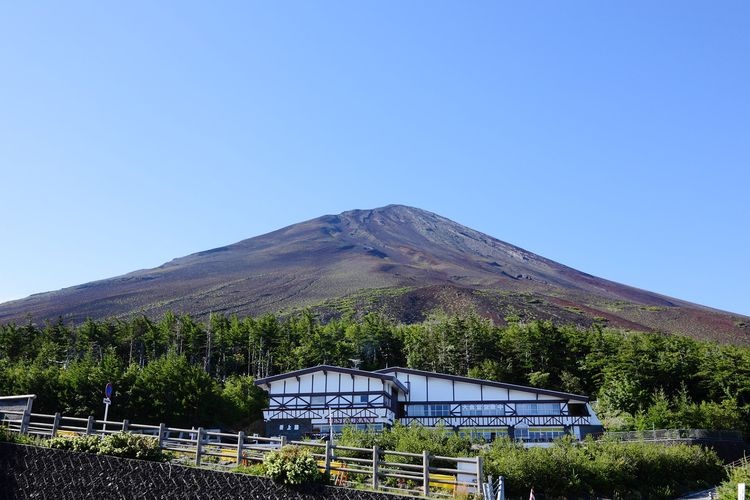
top-left (0, 443), bottom-right (405, 500)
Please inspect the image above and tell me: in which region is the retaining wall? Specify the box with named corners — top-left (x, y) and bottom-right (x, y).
top-left (0, 442), bottom-right (404, 500)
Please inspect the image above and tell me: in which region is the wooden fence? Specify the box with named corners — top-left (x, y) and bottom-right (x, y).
top-left (0, 408), bottom-right (482, 497)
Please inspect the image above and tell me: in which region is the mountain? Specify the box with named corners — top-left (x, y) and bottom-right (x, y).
top-left (1, 205), bottom-right (747, 343)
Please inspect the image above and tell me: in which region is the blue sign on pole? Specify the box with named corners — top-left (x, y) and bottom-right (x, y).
top-left (105, 383), bottom-right (113, 399)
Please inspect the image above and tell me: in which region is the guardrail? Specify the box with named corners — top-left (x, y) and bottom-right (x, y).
top-left (0, 408), bottom-right (482, 497)
top-left (602, 429), bottom-right (744, 443)
top-left (725, 453), bottom-right (749, 471)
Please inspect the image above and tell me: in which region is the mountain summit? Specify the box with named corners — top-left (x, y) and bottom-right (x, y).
top-left (1, 205), bottom-right (747, 343)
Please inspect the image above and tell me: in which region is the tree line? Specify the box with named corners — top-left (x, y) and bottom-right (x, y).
top-left (0, 311), bottom-right (748, 432)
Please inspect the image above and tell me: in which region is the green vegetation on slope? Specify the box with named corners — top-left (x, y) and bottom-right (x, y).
top-left (0, 311), bottom-right (748, 432)
top-left (336, 425), bottom-right (724, 499)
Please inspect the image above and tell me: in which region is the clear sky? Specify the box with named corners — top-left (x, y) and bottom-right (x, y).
top-left (1, 2), bottom-right (748, 317)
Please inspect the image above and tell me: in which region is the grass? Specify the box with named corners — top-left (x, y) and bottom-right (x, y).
top-left (640, 305), bottom-right (665, 312)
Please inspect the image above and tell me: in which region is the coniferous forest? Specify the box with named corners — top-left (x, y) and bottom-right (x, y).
top-left (0, 311), bottom-right (748, 433)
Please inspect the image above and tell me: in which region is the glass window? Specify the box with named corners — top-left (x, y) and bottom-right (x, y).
top-left (458, 427), bottom-right (509, 442)
top-left (514, 426), bottom-right (566, 442)
top-left (407, 405), bottom-right (427, 416)
top-left (406, 404), bottom-right (451, 417)
top-left (429, 404), bottom-right (451, 417)
top-left (528, 427), bottom-right (566, 442)
top-left (310, 395), bottom-right (326, 406)
top-left (358, 394), bottom-right (369, 403)
top-left (514, 427), bottom-right (529, 440)
top-left (461, 404), bottom-right (506, 416)
top-left (515, 403), bottom-right (561, 415)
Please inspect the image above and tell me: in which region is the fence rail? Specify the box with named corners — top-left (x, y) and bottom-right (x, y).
top-left (0, 408), bottom-right (481, 497)
top-left (602, 428), bottom-right (743, 443)
top-left (725, 453), bottom-right (749, 471)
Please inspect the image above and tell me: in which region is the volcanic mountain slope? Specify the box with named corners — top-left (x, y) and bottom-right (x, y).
top-left (1, 205), bottom-right (747, 343)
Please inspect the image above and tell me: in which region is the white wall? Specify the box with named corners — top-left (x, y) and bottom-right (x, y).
top-left (266, 370), bottom-right (393, 397)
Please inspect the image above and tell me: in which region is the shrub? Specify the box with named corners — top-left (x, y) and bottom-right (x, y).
top-left (235, 462), bottom-right (267, 476)
top-left (48, 435), bottom-right (101, 454)
top-left (0, 426), bottom-right (43, 446)
top-left (46, 436), bottom-right (77, 451)
top-left (482, 437), bottom-right (725, 499)
top-left (716, 463), bottom-right (750, 499)
top-left (263, 445), bottom-right (322, 485)
top-left (99, 432), bottom-right (167, 462)
top-left (47, 432), bottom-right (167, 462)
top-left (71, 435), bottom-right (102, 454)
top-left (0, 426), bottom-right (13, 443)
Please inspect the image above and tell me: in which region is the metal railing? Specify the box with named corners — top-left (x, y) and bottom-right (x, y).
top-left (602, 428), bottom-right (744, 443)
top-left (0, 408), bottom-right (482, 497)
top-left (725, 453), bottom-right (749, 471)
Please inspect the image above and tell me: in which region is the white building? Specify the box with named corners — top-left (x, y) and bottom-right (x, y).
top-left (255, 365), bottom-right (602, 442)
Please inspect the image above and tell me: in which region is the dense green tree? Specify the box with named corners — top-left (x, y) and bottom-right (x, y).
top-left (124, 353), bottom-right (223, 426)
top-left (0, 312), bottom-right (748, 433)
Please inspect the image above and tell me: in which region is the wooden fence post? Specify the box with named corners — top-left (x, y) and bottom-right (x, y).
top-left (372, 445), bottom-right (380, 491)
top-left (422, 450), bottom-right (430, 497)
top-left (195, 427), bottom-right (204, 466)
top-left (51, 412), bottom-right (61, 437)
top-left (236, 431), bottom-right (245, 465)
top-left (325, 440), bottom-right (332, 476)
top-left (158, 423), bottom-right (166, 449)
top-left (86, 416), bottom-right (94, 435)
top-left (476, 455), bottom-right (484, 494)
top-left (122, 419), bottom-right (129, 432)
top-left (20, 407), bottom-right (30, 435)
top-left (279, 435), bottom-right (287, 448)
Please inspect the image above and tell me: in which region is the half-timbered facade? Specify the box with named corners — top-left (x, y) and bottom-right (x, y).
top-left (255, 365), bottom-right (602, 441)
top-left (375, 367), bottom-right (602, 442)
top-left (254, 366), bottom-right (409, 440)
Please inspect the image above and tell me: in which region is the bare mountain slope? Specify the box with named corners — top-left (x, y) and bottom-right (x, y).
top-left (1, 205), bottom-right (747, 343)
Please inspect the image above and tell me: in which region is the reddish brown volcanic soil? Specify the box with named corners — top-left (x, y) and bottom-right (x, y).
top-left (1, 205), bottom-right (747, 344)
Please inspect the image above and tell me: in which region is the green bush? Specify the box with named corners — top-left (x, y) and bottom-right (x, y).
top-left (0, 425), bottom-right (23, 444)
top-left (263, 445), bottom-right (322, 485)
top-left (235, 462), bottom-right (267, 476)
top-left (338, 422), bottom-right (471, 458)
top-left (46, 432), bottom-right (167, 462)
top-left (47, 434), bottom-right (101, 454)
top-left (71, 435), bottom-right (102, 454)
top-left (46, 436), bottom-right (77, 450)
top-left (716, 463), bottom-right (750, 499)
top-left (482, 437), bottom-right (726, 499)
top-left (98, 432), bottom-right (166, 462)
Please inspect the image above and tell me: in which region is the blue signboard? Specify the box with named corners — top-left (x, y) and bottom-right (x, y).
top-left (105, 383), bottom-right (113, 399)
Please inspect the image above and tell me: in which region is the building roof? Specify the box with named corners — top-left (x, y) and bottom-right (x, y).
top-left (374, 366), bottom-right (589, 402)
top-left (255, 365), bottom-right (409, 394)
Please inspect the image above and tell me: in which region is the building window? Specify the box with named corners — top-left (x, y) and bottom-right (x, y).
top-left (515, 403), bottom-right (561, 416)
top-left (514, 427), bottom-right (529, 441)
top-left (320, 423), bottom-right (384, 436)
top-left (461, 404), bottom-right (506, 416)
top-left (458, 427), bottom-right (509, 442)
top-left (568, 403), bottom-right (588, 416)
top-left (407, 404), bottom-right (451, 417)
top-left (358, 395), bottom-right (369, 403)
top-left (515, 426), bottom-right (566, 442)
top-left (310, 395), bottom-right (326, 406)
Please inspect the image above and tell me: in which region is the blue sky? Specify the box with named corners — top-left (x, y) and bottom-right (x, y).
top-left (1, 2), bottom-right (748, 316)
